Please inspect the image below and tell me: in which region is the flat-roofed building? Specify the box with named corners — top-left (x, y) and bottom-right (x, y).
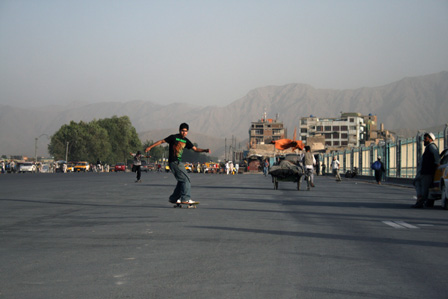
top-left (249, 114), bottom-right (285, 148)
top-left (299, 112), bottom-right (371, 148)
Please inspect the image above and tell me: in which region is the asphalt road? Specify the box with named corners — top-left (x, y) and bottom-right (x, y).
top-left (1, 171), bottom-right (447, 299)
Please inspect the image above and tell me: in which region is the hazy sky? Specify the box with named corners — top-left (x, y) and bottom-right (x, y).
top-left (1, 0), bottom-right (447, 108)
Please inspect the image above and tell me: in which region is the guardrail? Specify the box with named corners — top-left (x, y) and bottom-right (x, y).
top-left (320, 125), bottom-right (448, 179)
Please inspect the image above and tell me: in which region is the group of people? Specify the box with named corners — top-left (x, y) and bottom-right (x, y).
top-left (127, 124), bottom-right (441, 209)
top-left (225, 161), bottom-right (239, 175)
top-left (0, 160), bottom-right (15, 173)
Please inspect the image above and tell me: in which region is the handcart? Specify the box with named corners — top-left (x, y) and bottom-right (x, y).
top-left (269, 159), bottom-right (303, 190)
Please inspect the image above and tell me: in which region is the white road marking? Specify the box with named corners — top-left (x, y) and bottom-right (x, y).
top-left (394, 221), bottom-right (419, 229)
top-left (383, 221), bottom-right (406, 229)
top-left (382, 221), bottom-right (420, 229)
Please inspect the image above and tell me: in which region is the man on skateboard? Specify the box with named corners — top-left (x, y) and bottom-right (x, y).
top-left (145, 123), bottom-right (210, 205)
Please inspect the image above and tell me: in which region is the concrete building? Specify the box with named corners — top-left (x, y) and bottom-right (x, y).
top-left (299, 113), bottom-right (373, 148)
top-left (249, 113), bottom-right (285, 148)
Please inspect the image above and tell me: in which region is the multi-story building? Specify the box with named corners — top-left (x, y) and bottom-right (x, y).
top-left (299, 112), bottom-right (373, 148)
top-left (249, 114), bottom-right (285, 147)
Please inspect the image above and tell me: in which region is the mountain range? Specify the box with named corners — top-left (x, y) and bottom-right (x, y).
top-left (1, 71), bottom-right (447, 159)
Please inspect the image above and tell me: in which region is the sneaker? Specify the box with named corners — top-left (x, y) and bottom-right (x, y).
top-left (168, 199), bottom-right (177, 204)
top-left (187, 199), bottom-right (196, 204)
top-left (177, 199), bottom-right (181, 204)
top-left (311, 183), bottom-right (315, 187)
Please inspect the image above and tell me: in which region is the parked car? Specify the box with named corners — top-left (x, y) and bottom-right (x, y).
top-left (185, 163), bottom-right (193, 172)
top-left (147, 163), bottom-right (155, 171)
top-left (66, 162), bottom-right (75, 172)
top-left (115, 162), bottom-right (126, 172)
top-left (429, 149), bottom-right (448, 209)
top-left (19, 162), bottom-right (36, 173)
top-left (41, 164), bottom-right (50, 173)
top-left (74, 161), bottom-right (90, 172)
top-left (140, 160), bottom-right (149, 172)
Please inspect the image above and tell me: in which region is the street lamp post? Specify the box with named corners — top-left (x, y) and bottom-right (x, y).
top-left (34, 134), bottom-right (49, 162)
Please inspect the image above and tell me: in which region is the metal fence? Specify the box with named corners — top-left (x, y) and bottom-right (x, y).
top-left (321, 125), bottom-right (448, 178)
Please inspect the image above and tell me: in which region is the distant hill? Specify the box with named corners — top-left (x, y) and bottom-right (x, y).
top-left (1, 71), bottom-right (447, 158)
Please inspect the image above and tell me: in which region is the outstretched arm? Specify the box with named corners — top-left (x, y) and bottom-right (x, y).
top-left (145, 139), bottom-right (166, 153)
top-left (192, 146), bottom-right (210, 154)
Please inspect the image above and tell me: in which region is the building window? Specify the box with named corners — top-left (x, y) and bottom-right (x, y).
top-left (333, 141), bottom-right (340, 146)
top-left (341, 141), bottom-right (348, 146)
top-left (341, 125), bottom-right (348, 131)
top-left (333, 126), bottom-right (340, 131)
top-left (349, 118), bottom-right (354, 123)
top-left (301, 128), bottom-right (307, 133)
top-left (325, 141), bottom-right (332, 146)
top-left (341, 133), bottom-right (348, 139)
top-left (333, 132), bottom-right (339, 138)
top-left (325, 126), bottom-right (331, 131)
top-left (325, 133), bottom-right (332, 139)
top-left (317, 126), bottom-right (323, 131)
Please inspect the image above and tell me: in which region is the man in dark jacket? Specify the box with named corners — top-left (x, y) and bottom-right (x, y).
top-left (374, 156), bottom-right (386, 185)
top-left (412, 132), bottom-right (440, 208)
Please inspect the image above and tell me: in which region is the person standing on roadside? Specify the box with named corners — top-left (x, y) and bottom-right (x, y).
top-left (145, 123), bottom-right (210, 204)
top-left (130, 151), bottom-right (142, 183)
top-left (331, 156), bottom-right (342, 182)
top-left (263, 159), bottom-right (270, 176)
top-left (412, 132), bottom-right (440, 208)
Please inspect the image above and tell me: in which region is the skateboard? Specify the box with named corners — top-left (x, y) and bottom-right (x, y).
top-left (173, 201), bottom-right (200, 209)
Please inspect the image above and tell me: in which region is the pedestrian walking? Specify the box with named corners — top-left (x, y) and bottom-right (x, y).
top-left (144, 123), bottom-right (210, 204)
top-left (371, 156), bottom-right (386, 184)
top-left (303, 146), bottom-right (316, 188)
top-left (412, 132), bottom-right (440, 208)
top-left (131, 151), bottom-right (143, 183)
top-left (331, 157), bottom-right (342, 181)
top-left (321, 163), bottom-right (326, 176)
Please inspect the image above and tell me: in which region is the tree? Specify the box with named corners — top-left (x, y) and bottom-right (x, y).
top-left (48, 116), bottom-right (141, 164)
top-left (96, 116), bottom-right (142, 163)
top-left (143, 140), bottom-right (169, 163)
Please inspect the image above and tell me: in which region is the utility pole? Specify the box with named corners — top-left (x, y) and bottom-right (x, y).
top-left (224, 138), bottom-right (227, 161)
top-left (65, 142), bottom-right (69, 162)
